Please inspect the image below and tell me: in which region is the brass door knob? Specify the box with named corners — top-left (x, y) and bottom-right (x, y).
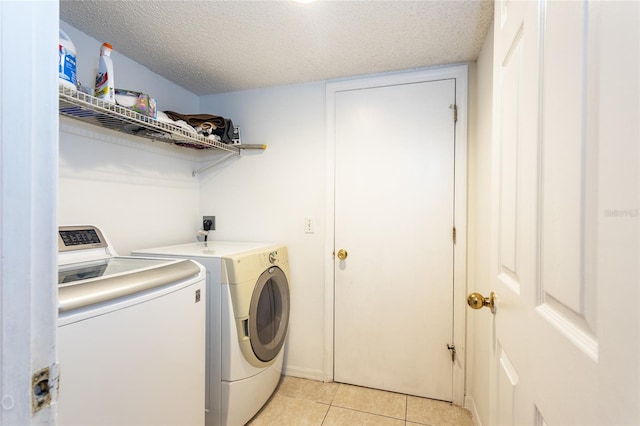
top-left (467, 292), bottom-right (496, 314)
top-left (336, 249), bottom-right (348, 260)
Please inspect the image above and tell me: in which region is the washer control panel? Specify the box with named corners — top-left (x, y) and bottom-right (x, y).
top-left (58, 225), bottom-right (108, 252)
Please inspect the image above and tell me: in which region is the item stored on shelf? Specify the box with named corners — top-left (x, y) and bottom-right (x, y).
top-left (59, 29), bottom-right (77, 90)
top-left (134, 95), bottom-right (157, 119)
top-left (163, 111), bottom-right (236, 144)
top-left (231, 126), bottom-right (241, 145)
top-left (94, 43), bottom-right (115, 103)
top-left (114, 88), bottom-right (139, 107)
top-left (115, 89), bottom-right (157, 118)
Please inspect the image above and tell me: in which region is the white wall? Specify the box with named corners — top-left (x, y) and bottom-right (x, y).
top-left (199, 83), bottom-right (328, 378)
top-left (59, 21), bottom-right (204, 255)
top-left (466, 20), bottom-right (494, 426)
top-left (59, 120), bottom-right (203, 255)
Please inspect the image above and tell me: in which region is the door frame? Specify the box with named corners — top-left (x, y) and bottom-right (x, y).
top-left (324, 64), bottom-right (469, 405)
top-left (0, 1), bottom-right (59, 424)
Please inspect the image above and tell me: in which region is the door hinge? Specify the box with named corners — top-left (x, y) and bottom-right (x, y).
top-left (452, 227), bottom-right (457, 244)
top-left (447, 344), bottom-right (456, 363)
top-left (449, 104), bottom-right (458, 123)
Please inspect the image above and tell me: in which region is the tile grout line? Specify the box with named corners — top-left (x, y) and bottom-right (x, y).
top-left (320, 382), bottom-right (338, 425)
top-left (325, 383), bottom-right (410, 424)
top-left (405, 394), bottom-right (408, 424)
top-left (329, 404), bottom-right (409, 423)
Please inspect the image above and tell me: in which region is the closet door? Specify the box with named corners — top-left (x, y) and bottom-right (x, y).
top-left (333, 78), bottom-right (457, 401)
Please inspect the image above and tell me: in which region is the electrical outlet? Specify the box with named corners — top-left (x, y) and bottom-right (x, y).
top-left (304, 217), bottom-right (315, 234)
top-left (203, 216), bottom-right (215, 231)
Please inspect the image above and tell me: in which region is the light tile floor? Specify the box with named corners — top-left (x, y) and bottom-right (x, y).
top-left (248, 376), bottom-right (473, 426)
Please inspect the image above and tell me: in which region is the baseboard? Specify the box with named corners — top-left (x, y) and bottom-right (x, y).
top-left (282, 365), bottom-right (327, 382)
top-left (465, 395), bottom-right (482, 426)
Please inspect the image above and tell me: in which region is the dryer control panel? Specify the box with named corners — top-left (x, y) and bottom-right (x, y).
top-left (259, 249), bottom-right (287, 269)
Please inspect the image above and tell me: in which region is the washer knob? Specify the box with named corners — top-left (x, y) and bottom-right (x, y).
top-left (268, 251), bottom-right (277, 264)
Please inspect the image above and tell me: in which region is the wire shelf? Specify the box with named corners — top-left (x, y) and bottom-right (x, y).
top-left (58, 85), bottom-right (241, 153)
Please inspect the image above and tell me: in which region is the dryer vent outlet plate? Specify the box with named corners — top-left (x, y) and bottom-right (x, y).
top-left (203, 216), bottom-right (215, 231)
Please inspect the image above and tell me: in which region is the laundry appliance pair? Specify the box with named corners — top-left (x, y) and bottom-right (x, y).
top-left (132, 240), bottom-right (291, 426)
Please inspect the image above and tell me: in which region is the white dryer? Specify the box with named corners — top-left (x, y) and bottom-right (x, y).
top-left (132, 241), bottom-right (290, 426)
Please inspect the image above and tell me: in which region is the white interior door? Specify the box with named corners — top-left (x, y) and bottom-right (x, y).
top-left (333, 78), bottom-right (456, 400)
top-left (489, 1), bottom-right (639, 424)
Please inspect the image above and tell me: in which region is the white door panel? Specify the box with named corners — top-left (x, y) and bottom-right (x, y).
top-left (334, 79), bottom-right (456, 400)
top-left (489, 1), bottom-right (639, 424)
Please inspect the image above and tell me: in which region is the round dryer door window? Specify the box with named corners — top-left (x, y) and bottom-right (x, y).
top-left (248, 266), bottom-right (290, 362)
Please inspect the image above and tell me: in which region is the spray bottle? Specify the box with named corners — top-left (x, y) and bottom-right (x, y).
top-left (94, 43), bottom-right (115, 102)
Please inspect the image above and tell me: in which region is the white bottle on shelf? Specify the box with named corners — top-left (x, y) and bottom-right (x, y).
top-left (94, 43), bottom-right (115, 102)
top-left (58, 29), bottom-right (77, 90)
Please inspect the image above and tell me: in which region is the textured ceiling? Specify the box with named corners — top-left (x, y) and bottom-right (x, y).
top-left (60, 0), bottom-right (493, 95)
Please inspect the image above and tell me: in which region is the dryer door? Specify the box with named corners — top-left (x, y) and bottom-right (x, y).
top-left (248, 266), bottom-right (290, 362)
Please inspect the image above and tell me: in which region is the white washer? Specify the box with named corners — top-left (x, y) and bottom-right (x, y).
top-left (132, 241), bottom-right (290, 426)
top-left (57, 226), bottom-right (206, 426)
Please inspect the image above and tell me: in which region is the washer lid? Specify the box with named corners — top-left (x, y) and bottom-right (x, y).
top-left (58, 258), bottom-right (201, 313)
top-left (59, 257), bottom-right (172, 285)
